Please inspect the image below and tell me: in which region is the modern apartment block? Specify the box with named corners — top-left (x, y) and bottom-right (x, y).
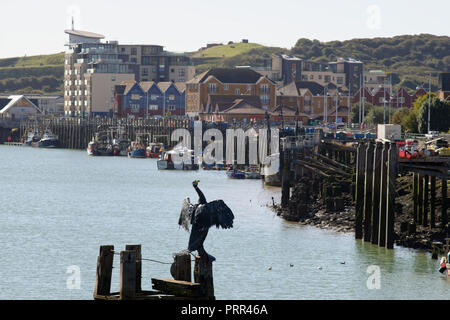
top-left (328, 58), bottom-right (363, 95)
top-left (64, 28), bottom-right (195, 117)
top-left (438, 72), bottom-right (450, 100)
top-left (118, 45), bottom-right (195, 83)
top-left (363, 70), bottom-right (392, 94)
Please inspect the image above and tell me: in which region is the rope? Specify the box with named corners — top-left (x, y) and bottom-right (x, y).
top-left (110, 250), bottom-right (197, 265)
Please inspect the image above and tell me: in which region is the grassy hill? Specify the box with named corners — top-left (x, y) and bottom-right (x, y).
top-left (0, 52), bottom-right (64, 95)
top-left (0, 34), bottom-right (448, 94)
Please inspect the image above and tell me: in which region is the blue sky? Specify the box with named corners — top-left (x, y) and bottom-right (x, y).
top-left (0, 0), bottom-right (448, 58)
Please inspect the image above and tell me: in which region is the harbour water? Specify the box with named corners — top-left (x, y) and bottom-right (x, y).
top-left (0, 145), bottom-right (448, 300)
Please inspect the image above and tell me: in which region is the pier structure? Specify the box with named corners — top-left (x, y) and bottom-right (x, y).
top-left (94, 245), bottom-right (215, 300)
top-left (279, 134), bottom-right (449, 251)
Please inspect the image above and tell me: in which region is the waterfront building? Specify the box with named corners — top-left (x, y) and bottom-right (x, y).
top-left (185, 68), bottom-right (276, 118)
top-left (0, 95), bottom-right (42, 120)
top-left (328, 57), bottom-right (363, 96)
top-left (0, 94), bottom-right (64, 116)
top-left (64, 28), bottom-right (195, 118)
top-left (114, 81), bottom-right (186, 118)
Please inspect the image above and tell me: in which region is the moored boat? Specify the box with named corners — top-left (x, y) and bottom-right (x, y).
top-left (226, 169), bottom-right (246, 179)
top-left (157, 147), bottom-right (199, 170)
top-left (262, 153), bottom-right (281, 186)
top-left (146, 142), bottom-right (164, 158)
top-left (128, 134), bottom-right (149, 159)
top-left (87, 132), bottom-right (114, 156)
top-left (38, 130), bottom-right (60, 148)
top-left (24, 130), bottom-right (40, 146)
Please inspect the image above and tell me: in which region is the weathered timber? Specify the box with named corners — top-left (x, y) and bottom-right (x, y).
top-left (371, 142), bottom-right (383, 245)
top-left (125, 244), bottom-right (142, 292)
top-left (194, 256), bottom-right (215, 300)
top-left (170, 251), bottom-right (192, 282)
top-left (151, 278), bottom-right (202, 297)
top-left (386, 142), bottom-right (397, 249)
top-left (120, 250), bottom-right (137, 300)
top-left (443, 179), bottom-right (448, 227)
top-left (355, 142), bottom-right (366, 239)
top-left (423, 175), bottom-right (429, 227)
top-left (413, 173), bottom-right (419, 224)
top-left (430, 176), bottom-right (436, 228)
top-left (363, 143), bottom-right (374, 242)
top-left (94, 245), bottom-right (114, 297)
top-left (378, 142), bottom-right (389, 247)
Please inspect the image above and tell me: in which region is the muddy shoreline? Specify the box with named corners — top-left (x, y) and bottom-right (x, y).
top-left (271, 174), bottom-right (449, 255)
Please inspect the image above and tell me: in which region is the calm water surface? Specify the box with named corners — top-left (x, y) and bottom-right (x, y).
top-left (0, 145), bottom-right (448, 300)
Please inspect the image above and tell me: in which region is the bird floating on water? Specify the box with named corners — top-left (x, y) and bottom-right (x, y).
top-left (178, 180), bottom-right (234, 262)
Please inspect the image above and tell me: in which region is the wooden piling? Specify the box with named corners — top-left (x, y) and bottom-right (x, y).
top-left (194, 256), bottom-right (215, 300)
top-left (125, 244), bottom-right (142, 292)
top-left (386, 142), bottom-right (397, 249)
top-left (281, 150), bottom-right (291, 208)
top-left (378, 142), bottom-right (389, 247)
top-left (413, 173), bottom-right (419, 223)
top-left (430, 176), bottom-right (436, 228)
top-left (363, 143), bottom-right (374, 242)
top-left (94, 245), bottom-right (114, 297)
top-left (171, 251), bottom-right (192, 282)
top-left (120, 250), bottom-right (137, 300)
top-left (355, 142), bottom-right (366, 239)
top-left (418, 174), bottom-right (424, 225)
top-left (442, 179), bottom-right (448, 227)
top-left (371, 142), bottom-right (383, 245)
top-left (423, 175), bottom-right (429, 227)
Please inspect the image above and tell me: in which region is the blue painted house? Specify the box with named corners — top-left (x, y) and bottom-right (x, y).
top-left (114, 81), bottom-right (185, 117)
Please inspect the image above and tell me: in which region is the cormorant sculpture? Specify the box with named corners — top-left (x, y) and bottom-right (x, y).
top-left (178, 180), bottom-right (234, 262)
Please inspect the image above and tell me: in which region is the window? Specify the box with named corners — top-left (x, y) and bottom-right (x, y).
top-left (309, 74), bottom-right (314, 80)
top-left (171, 69), bottom-right (175, 73)
top-left (224, 84), bottom-right (229, 91)
top-left (208, 83), bottom-right (217, 93)
top-left (337, 77), bottom-right (343, 85)
top-left (398, 97), bottom-right (405, 103)
top-left (168, 105), bottom-right (176, 111)
top-left (151, 95), bottom-right (158, 100)
top-left (142, 68), bottom-right (149, 77)
top-left (260, 95), bottom-right (269, 105)
top-left (131, 94), bottom-right (141, 100)
top-left (235, 88), bottom-right (240, 95)
top-left (131, 47), bottom-right (137, 55)
top-left (169, 95), bottom-right (175, 101)
top-left (260, 84), bottom-right (269, 94)
top-left (131, 104), bottom-right (140, 113)
top-left (324, 76), bottom-right (331, 83)
top-left (379, 97), bottom-right (385, 103)
top-left (149, 105), bottom-right (158, 110)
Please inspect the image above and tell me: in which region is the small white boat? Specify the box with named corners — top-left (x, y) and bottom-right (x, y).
top-left (157, 147), bottom-right (199, 170)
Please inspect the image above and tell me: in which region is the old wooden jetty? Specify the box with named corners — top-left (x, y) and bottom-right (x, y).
top-left (279, 134), bottom-right (449, 250)
top-left (17, 118), bottom-right (191, 150)
top-left (94, 245), bottom-right (215, 300)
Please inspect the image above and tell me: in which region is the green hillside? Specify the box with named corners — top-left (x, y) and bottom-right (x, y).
top-left (0, 52), bottom-right (64, 94)
top-left (0, 34), bottom-right (449, 94)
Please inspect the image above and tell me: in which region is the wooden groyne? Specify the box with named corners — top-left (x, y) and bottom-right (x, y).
top-left (94, 245), bottom-right (215, 300)
top-left (18, 118), bottom-right (191, 150)
top-left (275, 135), bottom-right (449, 252)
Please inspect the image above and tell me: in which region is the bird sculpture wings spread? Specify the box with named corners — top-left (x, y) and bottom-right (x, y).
top-left (178, 198), bottom-right (195, 231)
top-left (178, 199), bottom-right (234, 232)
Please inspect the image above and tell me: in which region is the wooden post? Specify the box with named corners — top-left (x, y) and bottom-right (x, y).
top-left (281, 150), bottom-right (290, 207)
top-left (371, 142), bottom-right (382, 245)
top-left (363, 143), bottom-right (374, 242)
top-left (194, 256), bottom-right (215, 300)
top-left (386, 142), bottom-right (397, 249)
top-left (423, 175), bottom-right (429, 227)
top-left (413, 173), bottom-right (419, 223)
top-left (418, 174), bottom-right (424, 225)
top-left (430, 176), bottom-right (436, 228)
top-left (120, 250), bottom-right (137, 300)
top-left (355, 142), bottom-right (366, 239)
top-left (442, 179), bottom-right (448, 228)
top-left (378, 142), bottom-right (389, 247)
top-left (94, 245), bottom-right (114, 297)
top-left (125, 244), bottom-right (142, 293)
top-left (171, 251), bottom-right (192, 282)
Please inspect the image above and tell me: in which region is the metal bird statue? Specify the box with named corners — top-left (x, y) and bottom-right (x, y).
top-left (178, 180), bottom-right (234, 262)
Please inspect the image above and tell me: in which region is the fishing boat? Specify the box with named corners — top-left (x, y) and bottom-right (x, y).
top-left (262, 153), bottom-right (281, 186)
top-left (146, 142), bottom-right (164, 158)
top-left (112, 136), bottom-right (131, 156)
top-left (157, 147), bottom-right (199, 170)
top-left (87, 132), bottom-right (114, 156)
top-left (226, 169), bottom-right (246, 179)
top-left (37, 129), bottom-right (60, 148)
top-left (128, 134), bottom-right (149, 159)
top-left (244, 165), bottom-right (262, 179)
top-left (24, 130), bottom-right (40, 146)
